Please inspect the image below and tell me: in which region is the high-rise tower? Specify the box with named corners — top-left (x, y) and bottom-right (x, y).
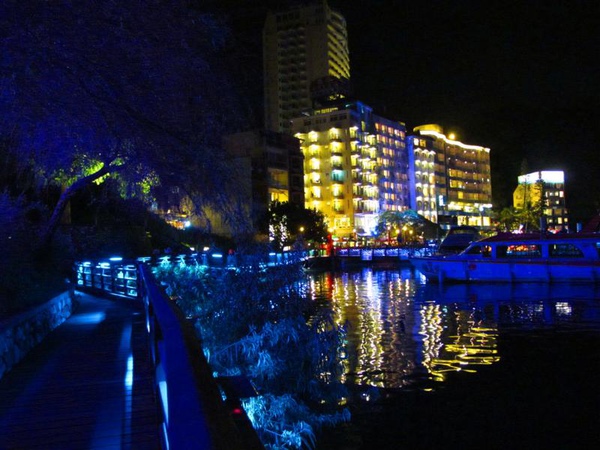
top-left (263, 0), bottom-right (350, 134)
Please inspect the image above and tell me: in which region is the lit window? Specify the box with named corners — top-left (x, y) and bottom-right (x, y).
top-left (550, 244), bottom-right (583, 258)
top-left (497, 244), bottom-right (541, 258)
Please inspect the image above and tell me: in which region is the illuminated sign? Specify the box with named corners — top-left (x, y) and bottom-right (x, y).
top-left (518, 170), bottom-right (564, 185)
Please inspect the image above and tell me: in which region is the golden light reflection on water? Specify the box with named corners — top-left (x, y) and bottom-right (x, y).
top-left (420, 306), bottom-right (500, 381)
top-left (307, 269), bottom-right (503, 389)
top-left (304, 269), bottom-right (596, 391)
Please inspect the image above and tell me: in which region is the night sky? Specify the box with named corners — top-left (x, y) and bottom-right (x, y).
top-left (217, 0), bottom-right (599, 225)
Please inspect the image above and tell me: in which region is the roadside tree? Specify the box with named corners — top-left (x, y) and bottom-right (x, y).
top-left (0, 0), bottom-right (246, 246)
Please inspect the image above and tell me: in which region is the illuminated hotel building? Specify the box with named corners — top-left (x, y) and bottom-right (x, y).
top-left (411, 125), bottom-right (492, 229)
top-left (263, 0), bottom-right (350, 134)
top-left (513, 170), bottom-right (568, 232)
top-left (407, 134), bottom-right (437, 223)
top-left (291, 101), bottom-right (409, 238)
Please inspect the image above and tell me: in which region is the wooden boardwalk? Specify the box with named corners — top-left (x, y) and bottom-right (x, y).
top-left (0, 292), bottom-right (160, 449)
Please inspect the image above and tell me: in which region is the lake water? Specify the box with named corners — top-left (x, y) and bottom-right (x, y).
top-left (307, 267), bottom-right (600, 450)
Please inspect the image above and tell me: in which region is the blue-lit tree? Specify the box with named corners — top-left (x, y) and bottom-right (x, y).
top-left (154, 261), bottom-right (350, 449)
top-left (0, 0), bottom-right (247, 245)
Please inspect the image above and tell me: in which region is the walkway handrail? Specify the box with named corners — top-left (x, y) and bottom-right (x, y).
top-left (138, 264), bottom-right (247, 450)
top-left (73, 259), bottom-right (256, 449)
top-left (74, 259), bottom-right (139, 298)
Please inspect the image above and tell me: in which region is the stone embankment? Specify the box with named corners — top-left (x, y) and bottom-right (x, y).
top-left (0, 291), bottom-right (74, 380)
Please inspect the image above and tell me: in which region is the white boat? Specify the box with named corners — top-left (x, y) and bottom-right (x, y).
top-left (409, 232), bottom-right (600, 282)
top-left (437, 225), bottom-right (480, 254)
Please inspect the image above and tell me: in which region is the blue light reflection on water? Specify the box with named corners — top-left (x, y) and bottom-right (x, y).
top-left (305, 267), bottom-right (600, 390)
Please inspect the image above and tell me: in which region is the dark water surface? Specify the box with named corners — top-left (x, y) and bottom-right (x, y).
top-left (309, 267), bottom-right (600, 450)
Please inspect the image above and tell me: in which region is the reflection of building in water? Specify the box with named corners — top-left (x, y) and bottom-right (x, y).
top-left (306, 270), bottom-right (594, 391)
top-left (307, 270), bottom-right (505, 388)
top-left (418, 305), bottom-right (500, 381)
top-left (323, 270), bottom-right (418, 388)
top-left (418, 304), bottom-right (444, 378)
top-left (498, 301), bottom-right (554, 326)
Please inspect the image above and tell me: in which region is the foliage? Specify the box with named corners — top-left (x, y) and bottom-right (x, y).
top-left (376, 210), bottom-right (440, 241)
top-left (519, 202), bottom-right (544, 232)
top-left (493, 206), bottom-right (522, 232)
top-left (494, 202), bottom-right (544, 233)
top-left (263, 201), bottom-right (328, 251)
top-left (242, 394), bottom-right (350, 450)
top-left (0, 0), bottom-right (246, 244)
top-left (153, 260), bottom-right (350, 449)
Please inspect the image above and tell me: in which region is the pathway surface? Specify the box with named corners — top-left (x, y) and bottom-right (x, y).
top-left (0, 292), bottom-right (160, 449)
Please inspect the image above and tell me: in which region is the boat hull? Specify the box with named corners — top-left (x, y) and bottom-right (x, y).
top-left (409, 256), bottom-right (600, 283)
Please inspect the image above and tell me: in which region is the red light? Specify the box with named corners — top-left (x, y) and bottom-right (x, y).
top-left (232, 407), bottom-right (243, 415)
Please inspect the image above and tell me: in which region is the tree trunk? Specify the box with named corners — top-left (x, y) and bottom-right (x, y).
top-left (60, 184), bottom-right (72, 225)
top-left (40, 163), bottom-right (115, 246)
top-left (40, 183), bottom-right (78, 246)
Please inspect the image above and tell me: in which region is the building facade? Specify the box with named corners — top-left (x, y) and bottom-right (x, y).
top-left (223, 130), bottom-right (304, 231)
top-left (513, 170), bottom-right (568, 232)
top-left (291, 101), bottom-right (409, 239)
top-left (410, 125), bottom-right (492, 229)
top-left (407, 134), bottom-right (437, 223)
top-left (263, 0), bottom-right (350, 134)
top-left (263, 3), bottom-right (495, 239)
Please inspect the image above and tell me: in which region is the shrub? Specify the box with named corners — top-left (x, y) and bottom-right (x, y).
top-left (153, 258), bottom-right (350, 449)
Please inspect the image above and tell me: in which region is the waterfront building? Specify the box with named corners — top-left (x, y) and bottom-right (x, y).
top-left (263, 3), bottom-right (495, 236)
top-left (410, 125), bottom-right (492, 229)
top-left (263, 0), bottom-right (350, 134)
top-left (407, 134), bottom-right (438, 223)
top-left (513, 170), bottom-right (568, 232)
top-left (291, 101), bottom-right (409, 239)
top-left (224, 130), bottom-right (305, 231)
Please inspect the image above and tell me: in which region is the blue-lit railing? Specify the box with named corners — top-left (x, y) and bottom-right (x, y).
top-left (73, 259), bottom-right (260, 449)
top-left (137, 250), bottom-right (309, 268)
top-left (334, 246), bottom-right (435, 260)
top-left (74, 249), bottom-right (309, 299)
top-left (137, 264), bottom-right (228, 449)
top-left (74, 258), bottom-right (139, 298)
